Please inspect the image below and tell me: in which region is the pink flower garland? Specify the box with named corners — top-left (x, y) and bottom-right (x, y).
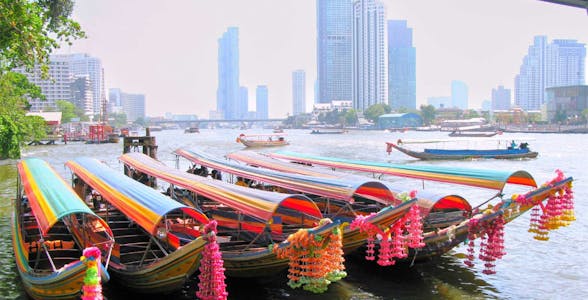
top-left (81, 247), bottom-right (103, 300)
top-left (196, 220), bottom-right (228, 300)
top-left (465, 170), bottom-right (575, 275)
top-left (515, 170), bottom-right (575, 241)
top-left (349, 203), bottom-right (425, 266)
top-left (464, 215), bottom-right (505, 274)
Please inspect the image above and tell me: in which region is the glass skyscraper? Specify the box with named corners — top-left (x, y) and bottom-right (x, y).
top-left (239, 86), bottom-right (248, 119)
top-left (217, 27), bottom-right (240, 120)
top-left (387, 20), bottom-right (416, 110)
top-left (316, 0), bottom-right (353, 104)
top-left (256, 85), bottom-right (269, 119)
top-left (292, 70), bottom-right (306, 115)
top-left (352, 0), bottom-right (387, 111)
top-left (515, 36), bottom-right (585, 111)
top-left (451, 80), bottom-right (468, 110)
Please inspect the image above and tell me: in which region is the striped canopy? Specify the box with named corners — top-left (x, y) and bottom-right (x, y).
top-left (119, 152), bottom-right (322, 222)
top-left (17, 158), bottom-right (112, 237)
top-left (227, 151), bottom-right (471, 212)
top-left (65, 157), bottom-right (208, 235)
top-left (175, 148), bottom-right (395, 204)
top-left (267, 151), bottom-right (538, 191)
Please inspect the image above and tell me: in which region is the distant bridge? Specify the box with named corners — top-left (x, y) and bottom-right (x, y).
top-left (149, 118), bottom-right (287, 126)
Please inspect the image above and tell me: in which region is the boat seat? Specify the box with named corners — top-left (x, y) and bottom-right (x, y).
top-left (25, 240), bottom-right (76, 254)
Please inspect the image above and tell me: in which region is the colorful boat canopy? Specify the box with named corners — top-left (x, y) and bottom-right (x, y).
top-left (119, 152), bottom-right (322, 222)
top-left (175, 148), bottom-right (396, 204)
top-left (17, 158), bottom-right (112, 237)
top-left (65, 157), bottom-right (208, 235)
top-left (226, 151), bottom-right (471, 213)
top-left (267, 151), bottom-right (537, 191)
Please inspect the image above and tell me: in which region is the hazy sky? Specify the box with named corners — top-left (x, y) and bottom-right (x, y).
top-left (59, 0), bottom-right (588, 118)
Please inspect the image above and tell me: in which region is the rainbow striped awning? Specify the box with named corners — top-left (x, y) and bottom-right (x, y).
top-left (18, 158), bottom-right (112, 237)
top-left (65, 158), bottom-right (208, 235)
top-left (226, 151), bottom-right (471, 212)
top-left (119, 152), bottom-right (322, 222)
top-left (267, 151), bottom-right (538, 191)
top-left (175, 148), bottom-right (396, 205)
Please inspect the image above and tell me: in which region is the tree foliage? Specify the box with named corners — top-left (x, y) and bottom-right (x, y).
top-left (109, 112), bottom-right (127, 128)
top-left (419, 104), bottom-right (436, 125)
top-left (364, 103), bottom-right (391, 122)
top-left (0, 0), bottom-right (84, 158)
top-left (0, 72), bottom-right (46, 158)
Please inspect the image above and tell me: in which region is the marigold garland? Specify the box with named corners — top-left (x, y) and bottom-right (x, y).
top-left (515, 170), bottom-right (575, 241)
top-left (196, 220), bottom-right (228, 300)
top-left (80, 247), bottom-right (103, 300)
top-left (274, 219), bottom-right (346, 293)
top-left (465, 170), bottom-right (575, 275)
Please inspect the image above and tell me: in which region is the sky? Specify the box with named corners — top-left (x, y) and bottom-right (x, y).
top-left (59, 0), bottom-right (588, 118)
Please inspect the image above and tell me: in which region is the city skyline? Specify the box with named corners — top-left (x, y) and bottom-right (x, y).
top-left (61, 0), bottom-right (587, 118)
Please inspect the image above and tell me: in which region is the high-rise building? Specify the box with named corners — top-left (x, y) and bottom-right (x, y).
top-left (515, 36), bottom-right (585, 111)
top-left (492, 86), bottom-right (511, 111)
top-left (387, 20), bottom-right (416, 110)
top-left (316, 0), bottom-right (353, 104)
top-left (71, 75), bottom-right (93, 116)
top-left (549, 40), bottom-right (586, 87)
top-left (239, 86), bottom-right (248, 119)
top-left (109, 88), bottom-right (123, 114)
top-left (451, 80), bottom-right (468, 109)
top-left (120, 91), bottom-right (145, 122)
top-left (292, 70), bottom-right (306, 115)
top-left (109, 88), bottom-right (145, 122)
top-left (352, 0), bottom-right (387, 111)
top-left (256, 85), bottom-right (269, 119)
top-left (14, 54), bottom-right (73, 112)
top-left (217, 27), bottom-right (240, 120)
top-left (69, 53), bottom-right (105, 118)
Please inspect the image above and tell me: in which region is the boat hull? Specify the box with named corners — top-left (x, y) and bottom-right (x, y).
top-left (391, 143), bottom-right (538, 160)
top-left (108, 236), bottom-right (206, 294)
top-left (12, 211), bottom-right (109, 300)
top-left (240, 140), bottom-right (289, 148)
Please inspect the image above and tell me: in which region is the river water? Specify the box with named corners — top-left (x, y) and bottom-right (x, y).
top-left (0, 129), bottom-right (586, 299)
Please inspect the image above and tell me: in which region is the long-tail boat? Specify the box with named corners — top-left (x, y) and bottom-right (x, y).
top-left (236, 133), bottom-right (289, 148)
top-left (13, 158), bottom-right (114, 300)
top-left (173, 148), bottom-right (426, 255)
top-left (232, 151), bottom-right (575, 272)
top-left (65, 157), bottom-right (209, 294)
top-left (118, 152), bottom-right (346, 292)
top-left (385, 138), bottom-right (538, 160)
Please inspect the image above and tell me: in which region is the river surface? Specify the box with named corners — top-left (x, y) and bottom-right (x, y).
top-left (0, 129), bottom-right (586, 299)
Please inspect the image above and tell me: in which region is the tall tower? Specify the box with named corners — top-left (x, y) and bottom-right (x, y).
top-left (550, 39), bottom-right (586, 87)
top-left (451, 80), bottom-right (468, 110)
top-left (256, 85), bottom-right (269, 119)
top-left (515, 36), bottom-right (548, 111)
top-left (352, 0), bottom-right (387, 112)
top-left (69, 53), bottom-right (105, 119)
top-left (239, 86), bottom-right (248, 119)
top-left (492, 85), bottom-right (511, 111)
top-left (217, 27), bottom-right (240, 120)
top-left (316, 0), bottom-right (353, 104)
top-left (387, 20), bottom-right (416, 110)
top-left (292, 70), bottom-right (306, 115)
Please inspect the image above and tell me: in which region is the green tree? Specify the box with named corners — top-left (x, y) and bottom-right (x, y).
top-left (343, 109), bottom-right (358, 126)
top-left (109, 112), bottom-right (127, 128)
top-left (364, 103), bottom-right (391, 122)
top-left (0, 72), bottom-right (46, 158)
top-left (419, 104), bottom-right (436, 125)
top-left (0, 0), bottom-right (85, 158)
top-left (55, 100), bottom-right (77, 123)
